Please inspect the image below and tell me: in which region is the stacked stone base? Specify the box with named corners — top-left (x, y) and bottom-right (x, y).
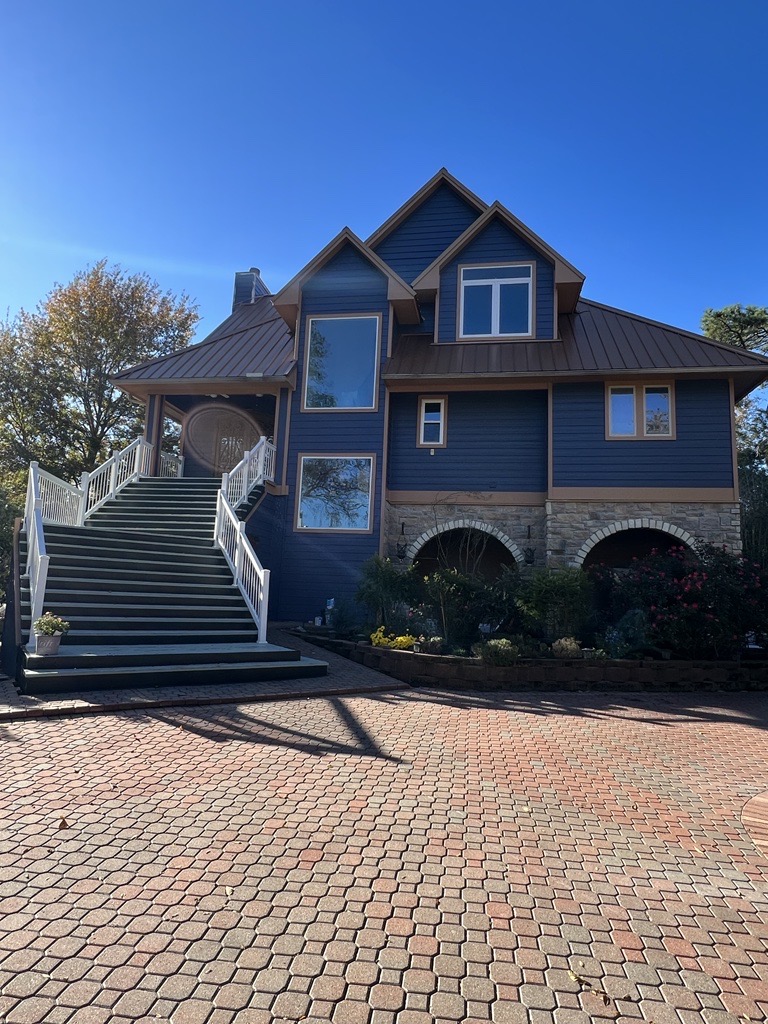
top-left (385, 498), bottom-right (741, 568)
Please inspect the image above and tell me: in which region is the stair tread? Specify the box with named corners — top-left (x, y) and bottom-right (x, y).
top-left (24, 658), bottom-right (326, 678)
top-left (26, 642), bottom-right (293, 658)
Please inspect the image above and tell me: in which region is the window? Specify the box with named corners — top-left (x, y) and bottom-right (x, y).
top-left (459, 264), bottom-right (533, 338)
top-left (296, 456), bottom-right (374, 531)
top-left (304, 315), bottom-right (380, 410)
top-left (607, 384), bottom-right (674, 439)
top-left (418, 397), bottom-right (447, 447)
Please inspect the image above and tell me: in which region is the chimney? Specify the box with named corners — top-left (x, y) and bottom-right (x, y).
top-left (232, 268), bottom-right (270, 309)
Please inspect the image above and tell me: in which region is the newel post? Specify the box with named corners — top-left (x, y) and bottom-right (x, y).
top-left (77, 472), bottom-right (90, 525)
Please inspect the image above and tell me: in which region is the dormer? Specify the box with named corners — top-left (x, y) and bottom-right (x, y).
top-left (413, 201), bottom-right (585, 343)
top-left (272, 228), bottom-right (419, 329)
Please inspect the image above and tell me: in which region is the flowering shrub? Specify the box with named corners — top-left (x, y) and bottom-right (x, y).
top-left (33, 612), bottom-right (70, 636)
top-left (370, 627), bottom-right (418, 650)
top-left (418, 636), bottom-right (445, 655)
top-left (473, 638), bottom-right (520, 665)
top-left (590, 544), bottom-right (768, 659)
top-left (552, 636), bottom-right (581, 658)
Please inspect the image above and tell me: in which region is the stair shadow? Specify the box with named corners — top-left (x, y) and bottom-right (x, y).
top-left (145, 695), bottom-right (401, 762)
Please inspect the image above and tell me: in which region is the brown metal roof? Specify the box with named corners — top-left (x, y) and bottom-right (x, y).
top-left (383, 299), bottom-right (768, 399)
top-left (114, 297), bottom-right (295, 388)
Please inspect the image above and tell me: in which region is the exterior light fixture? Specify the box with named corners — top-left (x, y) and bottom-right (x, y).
top-left (396, 522), bottom-right (407, 561)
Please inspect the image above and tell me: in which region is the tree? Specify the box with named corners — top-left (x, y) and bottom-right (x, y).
top-left (701, 304), bottom-right (768, 352)
top-left (0, 260), bottom-right (198, 481)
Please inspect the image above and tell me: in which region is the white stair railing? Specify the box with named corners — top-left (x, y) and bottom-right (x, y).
top-left (224, 437), bottom-right (276, 508)
top-left (22, 438), bottom-right (154, 646)
top-left (160, 452), bottom-right (185, 478)
top-left (23, 470), bottom-right (51, 647)
top-left (214, 491), bottom-right (270, 644)
top-left (81, 438), bottom-right (154, 519)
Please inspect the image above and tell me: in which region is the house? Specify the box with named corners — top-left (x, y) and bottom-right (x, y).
top-left (112, 169), bottom-right (768, 624)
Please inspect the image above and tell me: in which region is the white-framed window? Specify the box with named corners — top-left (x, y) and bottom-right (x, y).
top-left (607, 384), bottom-right (674, 439)
top-left (296, 455), bottom-right (374, 532)
top-left (303, 315), bottom-right (380, 411)
top-left (459, 263), bottom-right (533, 338)
top-left (418, 396), bottom-right (447, 447)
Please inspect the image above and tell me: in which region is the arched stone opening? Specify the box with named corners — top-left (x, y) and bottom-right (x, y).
top-left (574, 519), bottom-right (697, 570)
top-left (408, 519), bottom-right (524, 579)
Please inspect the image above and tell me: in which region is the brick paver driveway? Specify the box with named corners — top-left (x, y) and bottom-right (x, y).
top-left (1, 688), bottom-right (767, 1024)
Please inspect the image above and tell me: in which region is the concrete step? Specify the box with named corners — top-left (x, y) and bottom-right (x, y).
top-left (21, 657), bottom-right (327, 694)
top-left (60, 628), bottom-right (261, 645)
top-left (24, 642), bottom-right (301, 670)
top-left (40, 575), bottom-right (236, 594)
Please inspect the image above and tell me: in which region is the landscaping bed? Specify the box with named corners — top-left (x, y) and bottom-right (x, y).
top-left (297, 633), bottom-right (768, 691)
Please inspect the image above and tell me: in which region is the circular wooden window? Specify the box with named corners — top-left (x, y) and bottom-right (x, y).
top-left (184, 405), bottom-right (264, 475)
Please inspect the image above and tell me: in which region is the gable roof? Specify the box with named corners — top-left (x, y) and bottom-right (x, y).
top-left (383, 298), bottom-right (768, 399)
top-left (412, 201), bottom-right (586, 313)
top-left (113, 296), bottom-right (295, 395)
top-left (365, 168), bottom-right (488, 250)
top-left (272, 228), bottom-right (420, 328)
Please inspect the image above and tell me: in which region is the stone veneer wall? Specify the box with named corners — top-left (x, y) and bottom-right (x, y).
top-left (545, 500), bottom-right (742, 567)
top-left (385, 501), bottom-right (547, 567)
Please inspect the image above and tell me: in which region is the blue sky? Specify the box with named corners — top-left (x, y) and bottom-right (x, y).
top-left (1, 0), bottom-right (766, 344)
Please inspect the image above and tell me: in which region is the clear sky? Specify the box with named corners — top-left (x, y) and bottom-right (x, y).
top-left (1, 0), bottom-right (766, 344)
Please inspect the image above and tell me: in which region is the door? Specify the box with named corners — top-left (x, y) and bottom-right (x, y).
top-left (184, 405), bottom-right (263, 475)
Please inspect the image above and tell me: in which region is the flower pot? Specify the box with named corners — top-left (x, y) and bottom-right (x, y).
top-left (35, 634), bottom-right (62, 656)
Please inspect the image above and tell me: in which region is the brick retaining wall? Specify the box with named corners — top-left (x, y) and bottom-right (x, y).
top-left (300, 635), bottom-right (768, 691)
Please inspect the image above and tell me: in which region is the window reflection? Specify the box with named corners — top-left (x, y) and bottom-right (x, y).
top-left (305, 317), bottom-right (379, 409)
top-left (298, 457), bottom-right (373, 530)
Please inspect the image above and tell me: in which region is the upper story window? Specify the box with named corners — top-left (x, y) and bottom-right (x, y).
top-left (459, 263), bottom-right (533, 339)
top-left (607, 384), bottom-right (674, 439)
top-left (418, 396), bottom-right (447, 447)
top-left (303, 315), bottom-right (380, 411)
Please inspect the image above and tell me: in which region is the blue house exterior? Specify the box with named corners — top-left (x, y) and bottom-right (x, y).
top-left (115, 170), bottom-right (768, 622)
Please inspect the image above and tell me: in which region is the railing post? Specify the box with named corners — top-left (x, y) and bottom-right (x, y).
top-left (109, 455), bottom-right (118, 499)
top-left (213, 489), bottom-right (222, 545)
top-left (78, 472), bottom-right (89, 525)
top-left (177, 456), bottom-right (185, 479)
top-left (28, 553), bottom-right (49, 647)
top-left (234, 522), bottom-right (246, 583)
top-left (258, 569), bottom-right (270, 645)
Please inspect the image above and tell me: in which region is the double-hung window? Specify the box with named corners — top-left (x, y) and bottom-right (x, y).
top-left (418, 397), bottom-right (446, 447)
top-left (607, 384), bottom-right (674, 439)
top-left (459, 264), bottom-right (533, 338)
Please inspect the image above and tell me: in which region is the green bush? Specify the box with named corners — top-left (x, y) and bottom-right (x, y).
top-left (356, 557), bottom-right (422, 628)
top-left (422, 568), bottom-right (490, 649)
top-left (473, 638), bottom-right (520, 666)
top-left (521, 568), bottom-right (593, 640)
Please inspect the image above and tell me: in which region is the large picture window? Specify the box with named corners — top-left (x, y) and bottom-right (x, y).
top-left (607, 384), bottom-right (674, 439)
top-left (297, 456), bottom-right (374, 531)
top-left (304, 315), bottom-right (380, 410)
top-left (459, 264), bottom-right (533, 338)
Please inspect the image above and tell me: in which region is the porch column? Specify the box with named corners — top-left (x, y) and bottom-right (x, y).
top-left (142, 394), bottom-right (165, 476)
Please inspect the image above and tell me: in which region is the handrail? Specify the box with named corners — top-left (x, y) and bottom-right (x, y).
top-left (160, 452), bottom-right (185, 478)
top-left (224, 437), bottom-right (276, 509)
top-left (81, 438), bottom-right (154, 519)
top-left (24, 471), bottom-right (50, 647)
top-left (213, 491), bottom-right (270, 644)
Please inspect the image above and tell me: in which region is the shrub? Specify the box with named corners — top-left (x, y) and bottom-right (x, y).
top-left (357, 557), bottom-right (422, 628)
top-left (473, 638), bottom-right (520, 665)
top-left (370, 626), bottom-right (418, 650)
top-left (422, 568), bottom-right (490, 649)
top-left (592, 544), bottom-right (768, 659)
top-left (521, 568), bottom-right (592, 640)
top-left (551, 636), bottom-right (581, 658)
top-left (418, 636), bottom-right (445, 655)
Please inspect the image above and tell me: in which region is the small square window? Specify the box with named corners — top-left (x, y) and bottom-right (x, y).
top-left (418, 397), bottom-right (446, 447)
top-left (607, 384), bottom-right (674, 439)
top-left (459, 265), bottom-right (533, 338)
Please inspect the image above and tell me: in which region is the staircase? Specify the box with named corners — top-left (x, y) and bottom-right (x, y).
top-left (18, 477), bottom-right (326, 693)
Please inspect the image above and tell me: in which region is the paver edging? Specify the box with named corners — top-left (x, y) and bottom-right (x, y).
top-left (295, 633), bottom-right (768, 691)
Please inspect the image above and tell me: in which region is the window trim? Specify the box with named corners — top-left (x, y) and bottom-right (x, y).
top-left (294, 452), bottom-right (376, 534)
top-left (417, 395), bottom-right (447, 448)
top-left (301, 312), bottom-right (382, 413)
top-left (457, 261), bottom-right (535, 340)
top-left (605, 382), bottom-right (676, 440)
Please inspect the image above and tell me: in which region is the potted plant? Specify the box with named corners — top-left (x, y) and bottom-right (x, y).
top-left (33, 612), bottom-right (70, 655)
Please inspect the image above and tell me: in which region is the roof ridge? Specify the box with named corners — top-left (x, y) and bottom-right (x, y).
top-left (113, 301), bottom-right (285, 380)
top-left (578, 298), bottom-right (768, 366)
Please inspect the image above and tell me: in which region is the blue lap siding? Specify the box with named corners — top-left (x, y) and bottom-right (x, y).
top-left (372, 183), bottom-right (482, 283)
top-left (388, 391), bottom-right (548, 493)
top-left (275, 243), bottom-right (389, 620)
top-left (552, 380), bottom-right (735, 488)
top-left (438, 219), bottom-right (555, 342)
